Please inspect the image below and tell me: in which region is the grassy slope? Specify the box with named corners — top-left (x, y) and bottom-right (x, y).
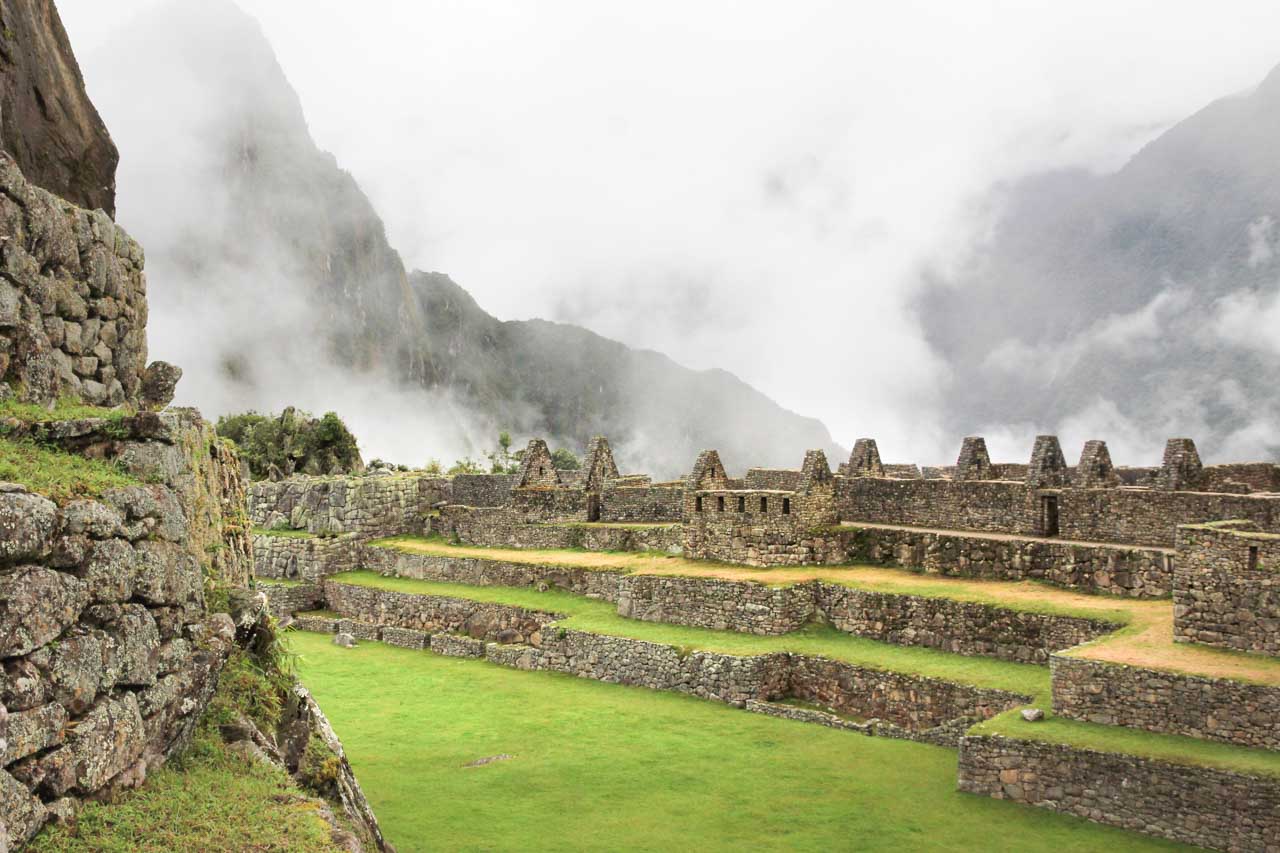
top-left (0, 397), bottom-right (139, 504)
top-left (31, 650), bottom-right (342, 852)
top-left (290, 632), bottom-right (1187, 853)
top-left (0, 437), bottom-right (139, 504)
top-left (329, 571), bottom-right (1049, 698)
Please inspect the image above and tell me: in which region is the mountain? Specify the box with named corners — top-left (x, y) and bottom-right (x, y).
top-left (919, 62), bottom-right (1280, 461)
top-left (83, 0), bottom-right (838, 476)
top-left (0, 0), bottom-right (117, 213)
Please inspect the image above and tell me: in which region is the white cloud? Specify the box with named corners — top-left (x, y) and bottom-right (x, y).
top-left (57, 0), bottom-right (1280, 465)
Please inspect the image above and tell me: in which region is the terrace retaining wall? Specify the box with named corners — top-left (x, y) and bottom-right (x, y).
top-left (958, 734), bottom-right (1280, 852)
top-left (322, 581), bottom-right (555, 645)
top-left (814, 584), bottom-right (1118, 664)
top-left (1050, 655), bottom-right (1280, 751)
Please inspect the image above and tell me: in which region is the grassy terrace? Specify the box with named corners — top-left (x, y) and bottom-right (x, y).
top-left (292, 632), bottom-right (1188, 852)
top-left (324, 570), bottom-right (1049, 698)
top-left (975, 709), bottom-right (1280, 780)
top-left (324, 570), bottom-right (1280, 781)
top-left (372, 535), bottom-right (1280, 687)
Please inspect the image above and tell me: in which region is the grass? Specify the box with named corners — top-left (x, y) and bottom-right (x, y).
top-left (31, 650), bottom-right (340, 853)
top-left (0, 436), bottom-right (139, 504)
top-left (0, 396), bottom-right (130, 424)
top-left (974, 706), bottom-right (1280, 780)
top-left (329, 571), bottom-right (1049, 698)
top-left (253, 527), bottom-right (318, 539)
top-left (290, 632), bottom-right (1188, 853)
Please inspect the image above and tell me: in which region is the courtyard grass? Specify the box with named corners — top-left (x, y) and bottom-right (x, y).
top-left (327, 570), bottom-right (1050, 698)
top-left (290, 631), bottom-right (1188, 853)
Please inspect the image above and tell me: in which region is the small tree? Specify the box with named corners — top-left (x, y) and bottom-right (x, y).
top-left (551, 448), bottom-right (580, 470)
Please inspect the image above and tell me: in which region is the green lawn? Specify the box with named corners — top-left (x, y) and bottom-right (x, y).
top-left (329, 571), bottom-right (1049, 698)
top-left (290, 632), bottom-right (1188, 853)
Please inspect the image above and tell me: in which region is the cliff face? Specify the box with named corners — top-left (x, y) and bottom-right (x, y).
top-left (84, 0), bottom-right (840, 475)
top-left (920, 62), bottom-right (1280, 460)
top-left (0, 0), bottom-right (117, 215)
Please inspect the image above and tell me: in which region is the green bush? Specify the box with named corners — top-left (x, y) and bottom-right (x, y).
top-left (216, 407), bottom-right (362, 480)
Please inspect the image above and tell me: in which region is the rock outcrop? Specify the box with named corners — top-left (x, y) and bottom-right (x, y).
top-left (0, 0), bottom-right (117, 215)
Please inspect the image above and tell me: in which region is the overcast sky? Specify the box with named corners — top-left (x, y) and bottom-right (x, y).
top-left (59, 0), bottom-right (1280, 464)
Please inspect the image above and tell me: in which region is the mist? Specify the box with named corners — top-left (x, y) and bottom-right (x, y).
top-left (58, 0), bottom-right (1280, 472)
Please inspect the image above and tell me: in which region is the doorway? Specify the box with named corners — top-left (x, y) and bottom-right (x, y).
top-left (1041, 495), bottom-right (1060, 537)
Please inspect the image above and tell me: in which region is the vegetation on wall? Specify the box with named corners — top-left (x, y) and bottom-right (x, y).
top-left (216, 407), bottom-right (363, 480)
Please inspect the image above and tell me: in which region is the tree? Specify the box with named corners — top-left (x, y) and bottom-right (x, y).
top-left (551, 448), bottom-right (580, 470)
top-left (216, 407), bottom-right (363, 480)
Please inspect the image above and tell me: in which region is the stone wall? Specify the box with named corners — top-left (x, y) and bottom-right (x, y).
top-left (1050, 655), bottom-right (1280, 751)
top-left (1173, 522), bottom-right (1280, 655)
top-left (838, 478), bottom-right (1034, 536)
top-left (815, 584), bottom-right (1118, 664)
top-left (618, 575), bottom-right (816, 634)
top-left (247, 473), bottom-right (450, 539)
top-left (838, 475), bottom-right (1280, 548)
top-left (435, 506), bottom-right (680, 553)
top-left (744, 469), bottom-right (802, 491)
top-left (506, 487), bottom-right (590, 523)
top-left (787, 656), bottom-right (1028, 732)
top-left (599, 483), bottom-right (684, 523)
top-left (487, 630), bottom-right (791, 707)
top-left (958, 734), bottom-right (1280, 852)
top-left (485, 631), bottom-right (1026, 746)
top-left (449, 474), bottom-right (514, 508)
top-left (252, 531), bottom-right (357, 582)
top-left (841, 524), bottom-right (1172, 598)
top-left (0, 412), bottom-right (252, 847)
top-left (359, 548), bottom-right (629, 600)
top-left (0, 154), bottom-right (147, 407)
top-left (323, 581), bottom-right (555, 645)
top-left (258, 582), bottom-right (324, 622)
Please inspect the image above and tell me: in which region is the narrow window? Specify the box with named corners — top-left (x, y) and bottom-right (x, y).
top-left (760, 496), bottom-right (768, 513)
top-left (737, 496), bottom-right (746, 512)
top-left (695, 496), bottom-right (703, 513)
top-left (717, 496), bottom-right (726, 512)
top-left (1249, 546), bottom-right (1260, 572)
top-left (539, 466), bottom-right (545, 476)
top-left (782, 497), bottom-right (791, 515)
